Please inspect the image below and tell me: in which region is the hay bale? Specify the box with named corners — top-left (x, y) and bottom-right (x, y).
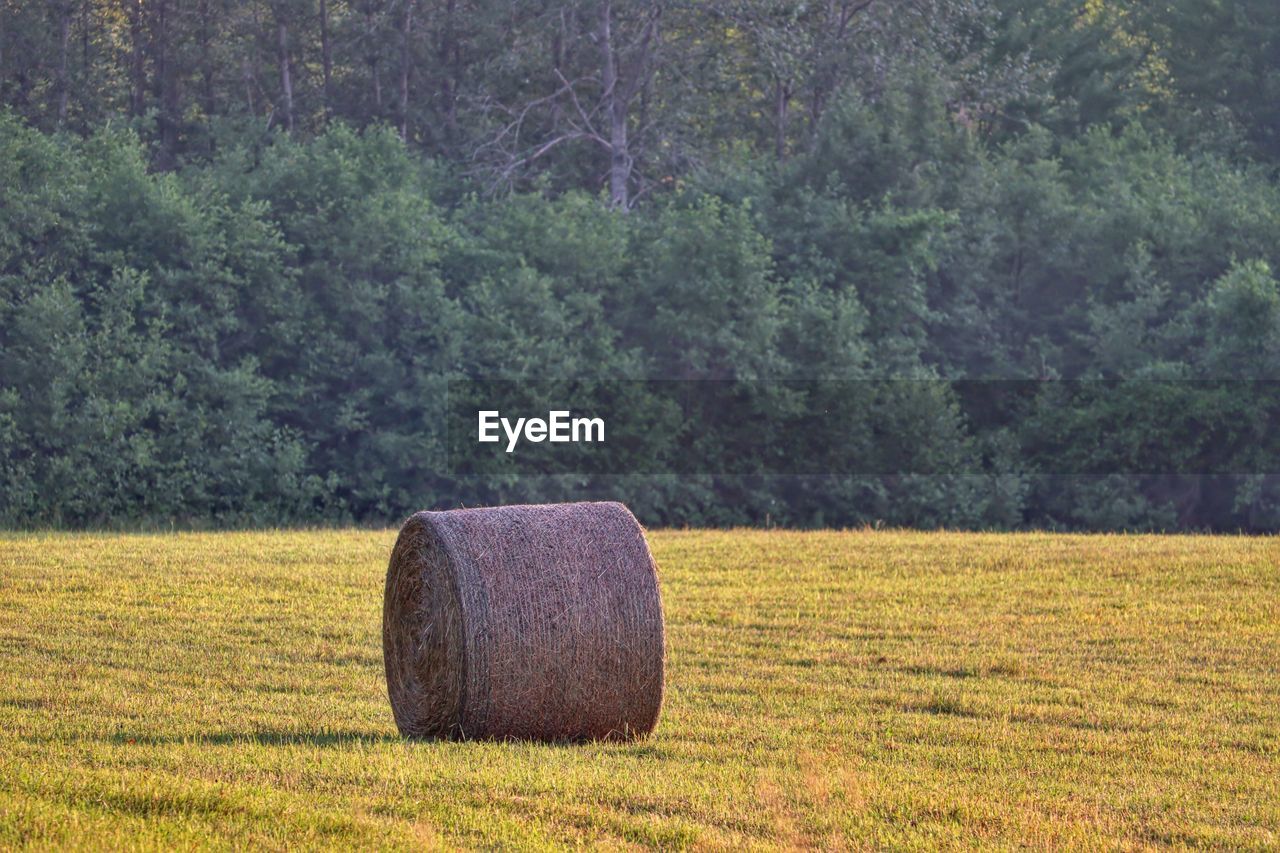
top-left (382, 501), bottom-right (665, 741)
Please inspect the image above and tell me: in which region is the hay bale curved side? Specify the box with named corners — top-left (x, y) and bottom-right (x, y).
top-left (382, 501), bottom-right (666, 741)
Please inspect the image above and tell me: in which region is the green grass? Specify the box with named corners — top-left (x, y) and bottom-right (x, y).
top-left (1, 529), bottom-right (1277, 849)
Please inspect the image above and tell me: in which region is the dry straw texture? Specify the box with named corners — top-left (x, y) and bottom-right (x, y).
top-left (382, 501), bottom-right (665, 741)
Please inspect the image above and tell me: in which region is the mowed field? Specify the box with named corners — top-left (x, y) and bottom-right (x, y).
top-left (1, 530), bottom-right (1277, 849)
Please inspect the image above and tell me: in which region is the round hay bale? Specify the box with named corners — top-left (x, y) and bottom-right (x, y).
top-left (382, 501), bottom-right (665, 741)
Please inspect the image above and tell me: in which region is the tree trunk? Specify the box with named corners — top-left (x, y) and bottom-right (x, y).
top-left (128, 0), bottom-right (145, 116)
top-left (598, 2), bottom-right (629, 209)
top-left (55, 1), bottom-right (72, 125)
top-left (244, 0), bottom-right (262, 116)
top-left (398, 0), bottom-right (415, 139)
top-left (549, 13), bottom-right (564, 133)
top-left (806, 0), bottom-right (874, 144)
top-left (367, 5), bottom-right (382, 110)
top-left (276, 17), bottom-right (293, 131)
top-left (438, 0), bottom-right (458, 138)
top-left (773, 76), bottom-right (790, 160)
top-left (243, 55), bottom-right (256, 115)
top-left (154, 0), bottom-right (180, 163)
top-left (319, 0), bottom-right (333, 117)
top-left (199, 0), bottom-right (216, 120)
top-left (80, 0), bottom-right (89, 70)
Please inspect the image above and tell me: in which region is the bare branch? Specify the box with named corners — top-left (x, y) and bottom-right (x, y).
top-left (554, 67), bottom-right (604, 139)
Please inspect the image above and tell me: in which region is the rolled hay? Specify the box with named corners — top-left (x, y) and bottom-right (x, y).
top-left (382, 501), bottom-right (665, 741)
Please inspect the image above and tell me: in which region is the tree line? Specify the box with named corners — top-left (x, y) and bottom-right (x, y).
top-left (7, 1), bottom-right (1279, 201)
top-left (1, 0), bottom-right (1279, 529)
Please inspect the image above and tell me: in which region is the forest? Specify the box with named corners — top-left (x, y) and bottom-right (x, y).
top-left (2, 0), bottom-right (1279, 529)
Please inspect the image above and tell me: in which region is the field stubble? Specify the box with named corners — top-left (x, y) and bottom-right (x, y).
top-left (0, 529), bottom-right (1277, 848)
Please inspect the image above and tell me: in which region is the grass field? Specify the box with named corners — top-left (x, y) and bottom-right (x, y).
top-left (1, 529), bottom-right (1277, 849)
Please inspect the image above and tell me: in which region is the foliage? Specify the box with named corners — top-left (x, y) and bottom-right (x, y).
top-left (2, 0), bottom-right (1279, 530)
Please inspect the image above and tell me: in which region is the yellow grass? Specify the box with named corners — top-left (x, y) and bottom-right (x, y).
top-left (1, 529), bottom-right (1277, 849)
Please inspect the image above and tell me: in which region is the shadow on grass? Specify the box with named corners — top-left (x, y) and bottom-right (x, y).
top-left (103, 729), bottom-right (405, 748)
top-left (97, 729), bottom-right (653, 748)
top-left (900, 697), bottom-right (984, 718)
top-left (25, 726), bottom-right (663, 749)
top-left (900, 664), bottom-right (981, 680)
